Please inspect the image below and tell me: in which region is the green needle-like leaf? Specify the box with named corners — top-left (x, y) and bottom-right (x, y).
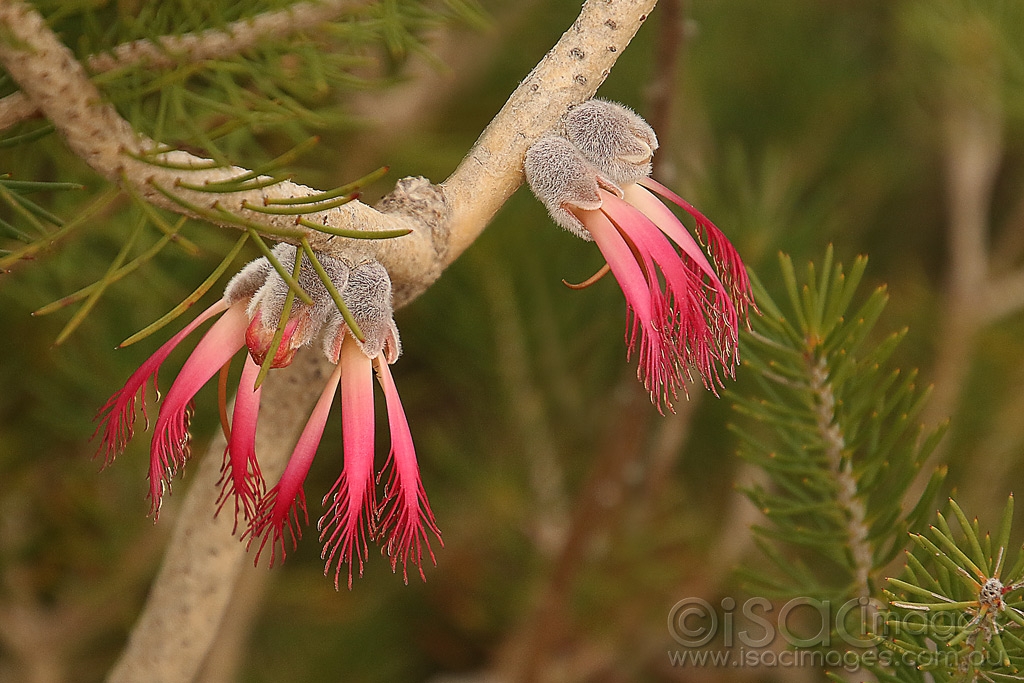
top-left (120, 233), bottom-right (249, 348)
top-left (54, 216), bottom-right (145, 346)
top-left (299, 238), bottom-right (363, 342)
top-left (254, 245), bottom-right (304, 389)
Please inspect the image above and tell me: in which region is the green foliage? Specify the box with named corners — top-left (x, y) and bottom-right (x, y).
top-left (732, 253), bottom-right (1024, 681)
top-left (734, 248), bottom-right (946, 600)
top-left (0, 172), bottom-right (83, 249)
top-left (879, 496), bottom-right (1024, 682)
top-left (895, 0), bottom-right (1024, 117)
top-left (25, 0), bottom-right (488, 156)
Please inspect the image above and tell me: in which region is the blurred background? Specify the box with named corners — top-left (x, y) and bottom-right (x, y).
top-left (2, 0), bottom-right (1024, 680)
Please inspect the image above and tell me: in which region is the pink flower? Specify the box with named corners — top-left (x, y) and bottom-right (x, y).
top-left (524, 100), bottom-right (754, 409)
top-left (95, 248), bottom-right (441, 586)
top-left (95, 297), bottom-right (253, 517)
top-left (570, 178), bottom-right (753, 409)
top-left (246, 324), bottom-right (441, 590)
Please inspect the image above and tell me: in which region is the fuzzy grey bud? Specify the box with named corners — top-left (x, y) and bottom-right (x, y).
top-left (241, 244), bottom-right (351, 366)
top-left (224, 255), bottom-right (272, 304)
top-left (562, 98), bottom-right (658, 187)
top-left (524, 134), bottom-right (619, 241)
top-left (322, 260), bottom-right (400, 362)
top-left (245, 244), bottom-right (349, 326)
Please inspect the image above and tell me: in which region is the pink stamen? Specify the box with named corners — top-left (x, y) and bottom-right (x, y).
top-left (577, 206), bottom-right (684, 411)
top-left (318, 336), bottom-right (377, 590)
top-left (636, 178), bottom-right (755, 319)
top-left (93, 299), bottom-right (230, 466)
top-left (245, 361), bottom-right (343, 567)
top-left (602, 190), bottom-right (732, 393)
top-left (217, 355), bottom-right (266, 530)
top-left (375, 359), bottom-right (442, 584)
top-left (149, 302), bottom-right (248, 517)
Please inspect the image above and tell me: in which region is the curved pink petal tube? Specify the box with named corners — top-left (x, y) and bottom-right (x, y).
top-left (375, 358), bottom-right (442, 584)
top-left (93, 299), bottom-right (230, 466)
top-left (570, 179), bottom-right (756, 407)
top-left (636, 178), bottom-right (754, 320)
top-left (148, 302), bottom-right (248, 517)
top-left (608, 188), bottom-right (739, 391)
top-left (245, 360), bottom-right (343, 567)
top-left (216, 354), bottom-right (265, 530)
top-left (318, 336), bottom-right (377, 590)
top-left (577, 201), bottom-right (686, 410)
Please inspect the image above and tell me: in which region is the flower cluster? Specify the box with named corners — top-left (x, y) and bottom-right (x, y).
top-left (95, 245), bottom-right (440, 588)
top-left (525, 99), bottom-right (754, 410)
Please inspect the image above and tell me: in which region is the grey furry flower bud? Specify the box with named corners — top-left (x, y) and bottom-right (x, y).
top-left (241, 244), bottom-right (350, 367)
top-left (224, 255), bottom-right (272, 304)
top-left (524, 134), bottom-right (619, 241)
top-left (322, 260), bottom-right (399, 362)
top-left (562, 99), bottom-right (658, 187)
top-left (245, 244), bottom-right (349, 327)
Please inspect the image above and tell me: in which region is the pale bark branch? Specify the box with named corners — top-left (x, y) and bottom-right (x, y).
top-left (0, 0), bottom-right (655, 308)
top-left (88, 0), bottom-right (367, 72)
top-left (922, 100), bottom-right (1003, 431)
top-left (106, 351), bottom-right (331, 683)
top-left (0, 0), bottom-right (369, 130)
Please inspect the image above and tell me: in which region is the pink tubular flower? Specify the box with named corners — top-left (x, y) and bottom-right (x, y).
top-left (96, 246), bottom-right (441, 586)
top-left (375, 351), bottom-right (441, 583)
top-left (93, 298), bottom-right (230, 469)
top-left (248, 262), bottom-right (442, 589)
top-left (270, 257), bottom-right (444, 586)
top-left (316, 333), bottom-right (378, 589)
top-left (571, 185), bottom-right (749, 408)
top-left (95, 297), bottom-right (250, 517)
top-left (217, 353), bottom-right (265, 527)
top-left (524, 100), bottom-right (755, 409)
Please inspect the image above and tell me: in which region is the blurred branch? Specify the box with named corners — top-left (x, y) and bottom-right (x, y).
top-left (342, 0), bottom-right (544, 170)
top-left (0, 518), bottom-right (165, 683)
top-left (982, 266), bottom-right (1024, 323)
top-left (0, 0), bottom-right (369, 131)
top-left (106, 351), bottom-right (329, 683)
top-left (645, 0), bottom-right (686, 185)
top-left (494, 380), bottom-right (654, 682)
top-left (922, 99), bottom-right (1003, 430)
top-left (481, 259), bottom-right (568, 556)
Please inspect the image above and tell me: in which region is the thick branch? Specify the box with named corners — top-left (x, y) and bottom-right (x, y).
top-left (0, 0), bottom-right (655, 309)
top-left (442, 0), bottom-right (656, 260)
top-left (0, 0), bottom-right (368, 130)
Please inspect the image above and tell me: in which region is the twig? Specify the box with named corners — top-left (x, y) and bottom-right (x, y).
top-left (808, 357), bottom-right (872, 598)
